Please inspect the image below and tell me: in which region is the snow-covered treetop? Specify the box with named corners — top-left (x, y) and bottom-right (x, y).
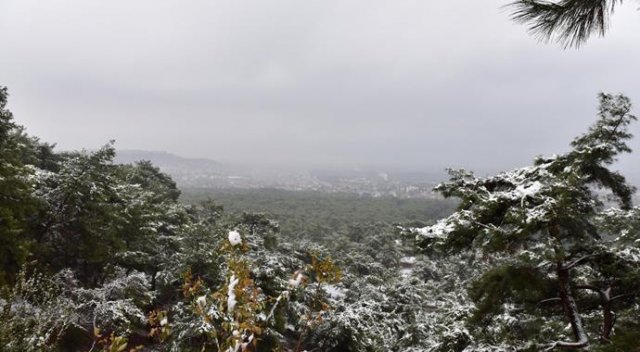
top-left (416, 93), bottom-right (636, 254)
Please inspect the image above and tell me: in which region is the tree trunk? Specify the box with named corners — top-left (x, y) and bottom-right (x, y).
top-left (556, 263), bottom-right (589, 348)
top-left (548, 222), bottom-right (589, 350)
top-left (601, 291), bottom-right (614, 342)
top-left (594, 287), bottom-right (614, 342)
top-left (575, 285), bottom-right (616, 341)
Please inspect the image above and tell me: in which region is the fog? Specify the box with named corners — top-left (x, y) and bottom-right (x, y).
top-left (1, 0), bottom-right (640, 174)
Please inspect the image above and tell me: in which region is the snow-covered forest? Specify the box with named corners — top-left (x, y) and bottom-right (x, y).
top-left (2, 85), bottom-right (640, 352)
top-left (2, 0), bottom-right (640, 351)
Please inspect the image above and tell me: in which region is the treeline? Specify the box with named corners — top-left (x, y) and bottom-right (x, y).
top-left (181, 188), bottom-right (456, 242)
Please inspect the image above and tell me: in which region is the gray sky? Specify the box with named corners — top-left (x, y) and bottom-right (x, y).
top-left (1, 0), bottom-right (640, 172)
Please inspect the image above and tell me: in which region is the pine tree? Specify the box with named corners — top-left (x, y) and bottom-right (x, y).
top-left (0, 86), bottom-right (38, 286)
top-left (33, 144), bottom-right (133, 285)
top-left (417, 93), bottom-right (640, 350)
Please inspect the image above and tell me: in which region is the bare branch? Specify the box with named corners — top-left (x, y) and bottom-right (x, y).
top-left (545, 335), bottom-right (589, 351)
top-left (611, 293), bottom-right (635, 302)
top-left (537, 297), bottom-right (562, 306)
top-left (564, 254), bottom-right (598, 270)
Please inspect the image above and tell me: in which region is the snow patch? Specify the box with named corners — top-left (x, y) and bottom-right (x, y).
top-left (228, 230), bottom-right (242, 246)
top-left (227, 275), bottom-right (239, 313)
top-left (288, 272), bottom-right (304, 288)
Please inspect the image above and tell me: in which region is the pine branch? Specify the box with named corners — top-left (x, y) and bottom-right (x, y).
top-left (545, 337), bottom-right (589, 351)
top-left (508, 0), bottom-right (621, 48)
top-left (537, 297), bottom-right (562, 306)
top-left (611, 293), bottom-right (636, 301)
top-left (564, 254), bottom-right (598, 270)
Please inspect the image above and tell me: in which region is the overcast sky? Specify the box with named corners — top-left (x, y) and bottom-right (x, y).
top-left (1, 0), bottom-right (639, 172)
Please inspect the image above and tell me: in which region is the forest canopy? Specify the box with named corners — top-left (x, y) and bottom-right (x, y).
top-left (1, 86), bottom-right (640, 351)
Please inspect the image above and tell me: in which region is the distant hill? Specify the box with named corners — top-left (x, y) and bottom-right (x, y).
top-left (114, 150), bottom-right (290, 190)
top-left (115, 150), bottom-right (223, 172)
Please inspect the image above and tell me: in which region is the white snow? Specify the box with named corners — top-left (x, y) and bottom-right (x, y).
top-left (228, 230), bottom-right (242, 246)
top-left (400, 268), bottom-right (413, 278)
top-left (415, 220), bottom-right (455, 239)
top-left (288, 273), bottom-right (304, 288)
top-left (514, 181), bottom-right (543, 205)
top-left (227, 275), bottom-right (239, 313)
top-left (324, 284), bottom-right (346, 299)
top-left (400, 256), bottom-right (416, 264)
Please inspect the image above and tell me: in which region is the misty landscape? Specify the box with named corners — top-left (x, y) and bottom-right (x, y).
top-left (2, 1), bottom-right (640, 351)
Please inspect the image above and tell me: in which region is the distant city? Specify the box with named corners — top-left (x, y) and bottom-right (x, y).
top-left (115, 150), bottom-right (446, 198)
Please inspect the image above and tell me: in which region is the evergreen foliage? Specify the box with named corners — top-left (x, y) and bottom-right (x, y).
top-left (2, 85), bottom-right (640, 351)
top-left (416, 93), bottom-right (640, 350)
top-left (509, 0), bottom-right (622, 48)
top-left (0, 87), bottom-right (39, 286)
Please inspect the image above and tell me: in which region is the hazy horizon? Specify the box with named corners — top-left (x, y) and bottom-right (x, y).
top-left (2, 0), bottom-right (640, 174)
